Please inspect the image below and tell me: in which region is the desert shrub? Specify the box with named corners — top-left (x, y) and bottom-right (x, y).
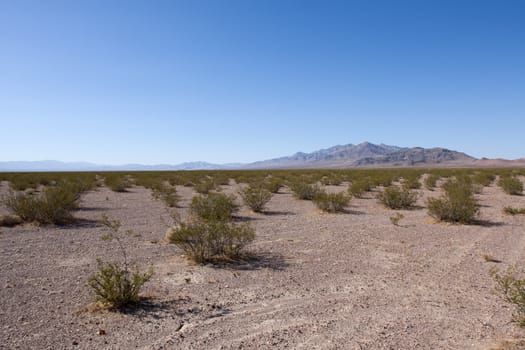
top-left (194, 178), bottom-right (216, 194)
top-left (313, 191), bottom-right (350, 213)
top-left (290, 181), bottom-right (322, 200)
top-left (87, 260), bottom-right (153, 309)
top-left (377, 186), bottom-right (418, 209)
top-left (168, 221), bottom-right (255, 263)
top-left (87, 215), bottom-right (153, 309)
top-left (105, 175), bottom-right (132, 192)
top-left (472, 172), bottom-right (495, 187)
top-left (503, 207), bottom-right (525, 215)
top-left (348, 178), bottom-right (373, 198)
top-left (499, 176), bottom-right (523, 195)
top-left (0, 214), bottom-right (23, 227)
top-left (151, 183), bottom-right (179, 208)
top-left (320, 175), bottom-right (343, 186)
top-left (190, 192), bottom-right (238, 222)
top-left (263, 178), bottom-right (283, 194)
top-left (4, 183), bottom-right (81, 224)
top-left (402, 175), bottom-right (421, 189)
top-left (239, 185), bottom-right (272, 213)
top-left (491, 267), bottom-right (525, 328)
top-left (424, 174), bottom-right (439, 191)
top-left (427, 178), bottom-right (479, 223)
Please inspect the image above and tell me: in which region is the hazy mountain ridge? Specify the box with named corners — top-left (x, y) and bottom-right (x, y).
top-left (1, 142), bottom-right (522, 171)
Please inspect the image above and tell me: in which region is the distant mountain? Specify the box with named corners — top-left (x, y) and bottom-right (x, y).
top-left (0, 142), bottom-right (521, 171)
top-left (0, 160), bottom-right (235, 172)
top-left (245, 142), bottom-right (475, 168)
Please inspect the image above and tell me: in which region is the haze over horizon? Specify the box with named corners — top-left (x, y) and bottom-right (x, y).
top-left (1, 1), bottom-right (524, 164)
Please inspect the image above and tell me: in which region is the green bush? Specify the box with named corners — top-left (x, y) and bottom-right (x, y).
top-left (4, 183), bottom-right (81, 224)
top-left (168, 221), bottom-right (255, 263)
top-left (402, 175), bottom-right (421, 189)
top-left (290, 181), bottom-right (322, 200)
top-left (348, 178), bottom-right (373, 198)
top-left (377, 186), bottom-right (418, 209)
top-left (151, 183), bottom-right (179, 208)
top-left (424, 174), bottom-right (439, 191)
top-left (491, 267), bottom-right (525, 328)
top-left (472, 172), bottom-right (495, 187)
top-left (87, 260), bottom-right (153, 309)
top-left (263, 178), bottom-right (283, 194)
top-left (499, 176), bottom-right (523, 195)
top-left (105, 175), bottom-right (132, 192)
top-left (87, 215), bottom-right (153, 309)
top-left (427, 178), bottom-right (479, 223)
top-left (313, 191), bottom-right (350, 213)
top-left (190, 192), bottom-right (238, 222)
top-left (239, 185), bottom-right (272, 213)
top-left (194, 178), bottom-right (216, 194)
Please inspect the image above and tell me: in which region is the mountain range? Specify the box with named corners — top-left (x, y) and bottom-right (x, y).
top-left (1, 142), bottom-right (523, 171)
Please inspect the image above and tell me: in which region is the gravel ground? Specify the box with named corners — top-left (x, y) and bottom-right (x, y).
top-left (1, 179), bottom-right (525, 349)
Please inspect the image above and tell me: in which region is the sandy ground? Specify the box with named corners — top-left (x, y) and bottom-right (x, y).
top-left (1, 179), bottom-right (525, 349)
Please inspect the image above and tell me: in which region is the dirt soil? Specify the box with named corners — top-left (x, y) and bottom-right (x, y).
top-left (1, 180), bottom-right (525, 349)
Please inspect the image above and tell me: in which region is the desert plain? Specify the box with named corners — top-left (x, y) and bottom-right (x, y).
top-left (1, 173), bottom-right (525, 350)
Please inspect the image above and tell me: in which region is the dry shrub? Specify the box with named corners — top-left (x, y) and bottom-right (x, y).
top-left (348, 178), bottom-right (373, 198)
top-left (499, 176), bottom-right (523, 195)
top-left (3, 183), bottom-right (81, 225)
top-left (239, 185), bottom-right (272, 213)
top-left (290, 181), bottom-right (322, 200)
top-left (377, 186), bottom-right (418, 210)
top-left (190, 192), bottom-right (238, 222)
top-left (427, 178), bottom-right (479, 224)
top-left (491, 267), bottom-right (525, 328)
top-left (168, 221), bottom-right (255, 263)
top-left (313, 191), bottom-right (350, 213)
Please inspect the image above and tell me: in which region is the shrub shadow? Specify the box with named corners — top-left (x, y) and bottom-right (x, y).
top-left (263, 210), bottom-right (296, 216)
top-left (211, 251), bottom-right (288, 271)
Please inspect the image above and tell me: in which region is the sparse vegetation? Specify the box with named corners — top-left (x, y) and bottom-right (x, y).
top-left (491, 267), bottom-right (525, 328)
top-left (190, 192), bottom-right (238, 222)
top-left (427, 178), bottom-right (479, 224)
top-left (313, 190), bottom-right (350, 213)
top-left (348, 178), bottom-right (373, 198)
top-left (498, 176), bottom-right (523, 195)
top-left (87, 215), bottom-right (153, 309)
top-left (3, 182), bottom-right (82, 225)
top-left (168, 221), bottom-right (255, 263)
top-left (390, 212), bottom-right (404, 226)
top-left (424, 174), bottom-right (439, 191)
top-left (105, 174), bottom-right (133, 192)
top-left (503, 207), bottom-right (525, 215)
top-left (239, 185), bottom-right (272, 213)
top-left (194, 177), bottom-right (217, 194)
top-left (377, 186), bottom-right (418, 209)
top-left (290, 181), bottom-right (322, 200)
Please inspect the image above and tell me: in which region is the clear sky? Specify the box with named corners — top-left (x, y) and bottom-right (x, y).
top-left (1, 0), bottom-right (524, 164)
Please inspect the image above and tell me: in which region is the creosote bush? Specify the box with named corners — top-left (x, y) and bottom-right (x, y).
top-left (424, 174), bottom-right (439, 191)
top-left (87, 260), bottom-right (153, 309)
top-left (290, 181), bottom-right (322, 200)
top-left (87, 215), bottom-right (153, 309)
top-left (499, 176), bottom-right (523, 195)
top-left (168, 221), bottom-right (255, 263)
top-left (491, 267), bottom-right (525, 328)
top-left (427, 178), bottom-right (479, 224)
top-left (348, 178), bottom-right (373, 198)
top-left (3, 182), bottom-right (81, 225)
top-left (105, 175), bottom-right (133, 192)
top-left (194, 178), bottom-right (217, 194)
top-left (503, 207), bottom-right (525, 215)
top-left (313, 191), bottom-right (350, 213)
top-left (190, 192), bottom-right (238, 222)
top-left (239, 185), bottom-right (272, 213)
top-left (263, 178), bottom-right (283, 194)
top-left (151, 183), bottom-right (179, 208)
top-left (377, 186), bottom-right (418, 210)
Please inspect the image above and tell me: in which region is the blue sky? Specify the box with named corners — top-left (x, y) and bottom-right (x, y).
top-left (1, 0), bottom-right (524, 164)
